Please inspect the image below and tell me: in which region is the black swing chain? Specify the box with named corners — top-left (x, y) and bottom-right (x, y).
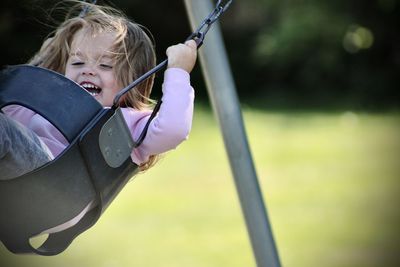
top-left (111, 0), bottom-right (233, 147)
top-left (112, 0), bottom-right (233, 108)
top-left (186, 0), bottom-right (233, 47)
top-left (113, 0), bottom-right (233, 147)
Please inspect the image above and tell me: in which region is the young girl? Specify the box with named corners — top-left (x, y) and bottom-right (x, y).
top-left (1, 2), bottom-right (197, 180)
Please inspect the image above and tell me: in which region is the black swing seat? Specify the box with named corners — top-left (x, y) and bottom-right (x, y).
top-left (0, 65), bottom-right (139, 255)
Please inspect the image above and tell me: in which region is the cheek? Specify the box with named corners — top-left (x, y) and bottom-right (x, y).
top-left (106, 74), bottom-right (122, 93)
top-left (64, 66), bottom-right (75, 80)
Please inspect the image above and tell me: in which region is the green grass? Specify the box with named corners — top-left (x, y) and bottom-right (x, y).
top-left (1, 107), bottom-right (400, 267)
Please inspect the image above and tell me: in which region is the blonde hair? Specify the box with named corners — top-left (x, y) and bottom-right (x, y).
top-left (30, 1), bottom-right (158, 171)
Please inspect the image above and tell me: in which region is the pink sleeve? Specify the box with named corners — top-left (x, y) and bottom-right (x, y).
top-left (122, 68), bottom-right (194, 165)
top-left (2, 105), bottom-right (36, 125)
top-left (2, 105), bottom-right (65, 158)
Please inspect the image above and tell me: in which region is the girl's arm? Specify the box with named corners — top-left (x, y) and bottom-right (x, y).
top-left (123, 68), bottom-right (194, 164)
top-left (124, 40), bottom-right (197, 164)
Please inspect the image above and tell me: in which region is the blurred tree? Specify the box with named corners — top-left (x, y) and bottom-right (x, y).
top-left (227, 0), bottom-right (400, 109)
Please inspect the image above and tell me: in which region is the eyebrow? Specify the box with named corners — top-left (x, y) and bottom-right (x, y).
top-left (69, 51), bottom-right (84, 58)
top-left (69, 51), bottom-right (114, 60)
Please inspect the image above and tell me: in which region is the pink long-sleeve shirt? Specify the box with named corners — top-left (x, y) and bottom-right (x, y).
top-left (4, 68), bottom-right (194, 165)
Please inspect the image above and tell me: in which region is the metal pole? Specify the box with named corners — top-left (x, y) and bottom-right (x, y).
top-left (183, 1), bottom-right (281, 266)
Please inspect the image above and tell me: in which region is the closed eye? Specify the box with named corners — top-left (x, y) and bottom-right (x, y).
top-left (71, 62), bottom-right (84, 66)
top-left (100, 64), bottom-right (113, 69)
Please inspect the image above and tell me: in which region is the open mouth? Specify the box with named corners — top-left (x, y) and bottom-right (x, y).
top-left (80, 82), bottom-right (102, 97)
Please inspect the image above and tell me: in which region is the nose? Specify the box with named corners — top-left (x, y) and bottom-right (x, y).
top-left (81, 64), bottom-right (96, 76)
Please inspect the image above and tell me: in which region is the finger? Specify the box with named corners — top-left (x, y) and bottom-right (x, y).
top-left (185, 39), bottom-right (197, 49)
top-left (165, 45), bottom-right (176, 56)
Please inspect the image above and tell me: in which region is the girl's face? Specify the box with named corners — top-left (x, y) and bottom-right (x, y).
top-left (65, 29), bottom-right (122, 107)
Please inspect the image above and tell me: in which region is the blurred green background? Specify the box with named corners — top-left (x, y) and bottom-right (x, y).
top-left (1, 0), bottom-right (399, 266)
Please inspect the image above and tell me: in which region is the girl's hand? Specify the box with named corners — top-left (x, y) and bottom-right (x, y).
top-left (166, 40), bottom-right (197, 73)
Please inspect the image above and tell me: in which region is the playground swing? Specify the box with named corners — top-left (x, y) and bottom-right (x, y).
top-left (0, 0), bottom-right (232, 256)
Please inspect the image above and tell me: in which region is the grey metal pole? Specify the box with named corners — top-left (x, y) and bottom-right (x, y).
top-left (183, 1), bottom-right (281, 267)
